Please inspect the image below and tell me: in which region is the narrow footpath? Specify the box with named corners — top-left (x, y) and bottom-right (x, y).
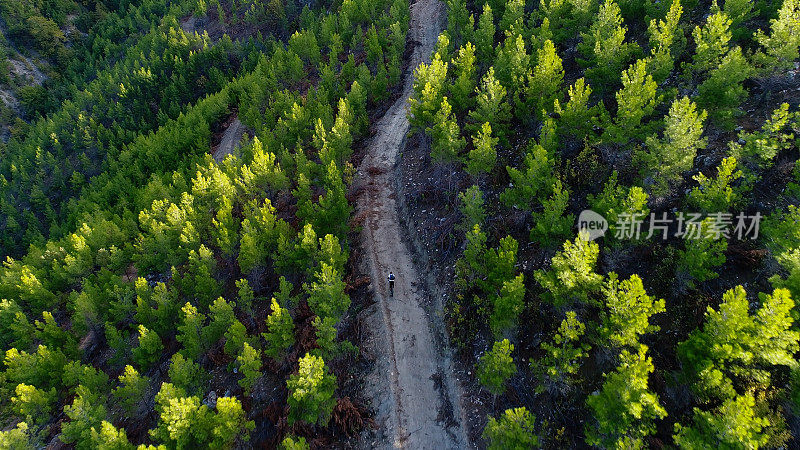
top-left (354, 0), bottom-right (469, 448)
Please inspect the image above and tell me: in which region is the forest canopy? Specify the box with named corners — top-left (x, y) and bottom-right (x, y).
top-left (1, 0), bottom-right (800, 447)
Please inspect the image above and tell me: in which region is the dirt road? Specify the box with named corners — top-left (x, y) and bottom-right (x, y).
top-left (355, 0), bottom-right (469, 448)
top-left (213, 117), bottom-right (245, 162)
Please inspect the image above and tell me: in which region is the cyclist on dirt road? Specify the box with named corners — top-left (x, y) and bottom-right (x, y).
top-left (388, 271), bottom-right (395, 297)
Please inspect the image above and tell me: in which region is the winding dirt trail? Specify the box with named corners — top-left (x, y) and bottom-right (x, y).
top-left (355, 0), bottom-right (469, 448)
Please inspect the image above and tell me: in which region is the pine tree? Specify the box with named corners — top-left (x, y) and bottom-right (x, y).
top-left (319, 234), bottom-right (348, 274)
top-left (305, 263), bottom-right (350, 320)
top-left (313, 315), bottom-right (343, 360)
top-left (263, 298), bottom-right (295, 358)
top-left (578, 0), bottom-right (639, 92)
top-left (177, 302), bottom-right (207, 360)
top-left (674, 393), bottom-right (769, 449)
top-left (150, 385), bottom-right (211, 448)
top-left (428, 97), bottom-right (466, 164)
top-left (12, 383), bottom-right (55, 424)
top-left (237, 342), bottom-right (262, 395)
top-left (697, 48), bottom-right (752, 127)
top-left (313, 161), bottom-right (352, 240)
top-left (639, 96), bottom-right (707, 195)
top-left (676, 218), bottom-right (728, 289)
top-left (530, 179), bottom-right (574, 246)
top-left (62, 385), bottom-right (108, 449)
top-left (203, 297), bottom-right (236, 348)
top-left (466, 122), bottom-right (498, 176)
top-left (486, 236), bottom-right (520, 295)
top-left (238, 199), bottom-right (282, 275)
top-left (522, 39), bottom-right (564, 121)
top-left (113, 365), bottom-right (149, 414)
top-left (500, 0), bottom-right (525, 34)
top-left (455, 224), bottom-right (489, 295)
top-left (535, 236), bottom-right (603, 307)
top-left (554, 78), bottom-right (597, 143)
top-left (690, 10), bottom-right (732, 74)
top-left (495, 33), bottom-right (530, 108)
top-left (600, 273), bottom-right (665, 349)
top-left (4, 345), bottom-right (67, 392)
top-left (90, 421), bottom-right (133, 450)
top-left (586, 345), bottom-right (667, 448)
top-left (212, 196), bottom-right (238, 258)
top-left (446, 0), bottom-right (473, 44)
top-left (688, 157), bottom-right (743, 213)
top-left (241, 136), bottom-right (289, 194)
top-left (347, 80), bottom-right (369, 136)
top-left (724, 0), bottom-right (755, 36)
top-left (184, 246), bottom-right (220, 309)
top-left (477, 339), bottom-right (517, 395)
top-left (679, 286), bottom-right (799, 400)
top-left (763, 205), bottom-right (800, 268)
top-left (535, 311), bottom-right (591, 390)
top-left (34, 311), bottom-right (77, 358)
top-left (690, 10), bottom-right (753, 126)
top-left (730, 103), bottom-right (795, 171)
top-left (236, 278), bottom-right (255, 317)
top-left (458, 185), bottom-right (487, 232)
top-left (280, 435), bottom-right (310, 450)
top-left (408, 54), bottom-right (449, 131)
top-left (501, 143), bottom-right (557, 210)
top-left (483, 407), bottom-right (540, 450)
top-left (0, 423), bottom-right (34, 449)
top-left (468, 68), bottom-right (511, 142)
top-left (132, 325), bottom-right (163, 371)
top-left (490, 274), bottom-right (525, 336)
top-left (475, 3), bottom-right (496, 63)
top-left (224, 320), bottom-right (248, 358)
top-left (287, 353), bottom-right (337, 426)
top-left (450, 42), bottom-right (477, 114)
top-left (0, 299), bottom-right (33, 350)
top-left (588, 171), bottom-right (649, 242)
top-left (364, 25), bottom-right (383, 68)
top-left (63, 361), bottom-right (108, 398)
top-left (754, 0), bottom-right (800, 73)
top-left (168, 353), bottom-right (206, 395)
top-left (318, 102), bottom-right (355, 168)
top-left (647, 0), bottom-right (683, 83)
top-left (604, 59), bottom-right (662, 144)
top-left (213, 397), bottom-right (255, 448)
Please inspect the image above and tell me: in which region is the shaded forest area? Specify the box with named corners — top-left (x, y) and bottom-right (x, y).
top-left (405, 0), bottom-right (800, 447)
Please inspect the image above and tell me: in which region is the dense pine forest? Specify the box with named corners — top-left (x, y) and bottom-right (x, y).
top-left (405, 0), bottom-right (800, 447)
top-left (0, 0), bottom-right (798, 448)
top-left (0, 0), bottom-right (409, 447)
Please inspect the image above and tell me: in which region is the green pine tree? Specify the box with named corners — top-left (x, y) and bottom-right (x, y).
top-left (477, 339), bottom-right (517, 395)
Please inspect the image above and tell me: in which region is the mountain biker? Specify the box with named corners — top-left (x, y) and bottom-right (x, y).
top-left (388, 271), bottom-right (395, 297)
